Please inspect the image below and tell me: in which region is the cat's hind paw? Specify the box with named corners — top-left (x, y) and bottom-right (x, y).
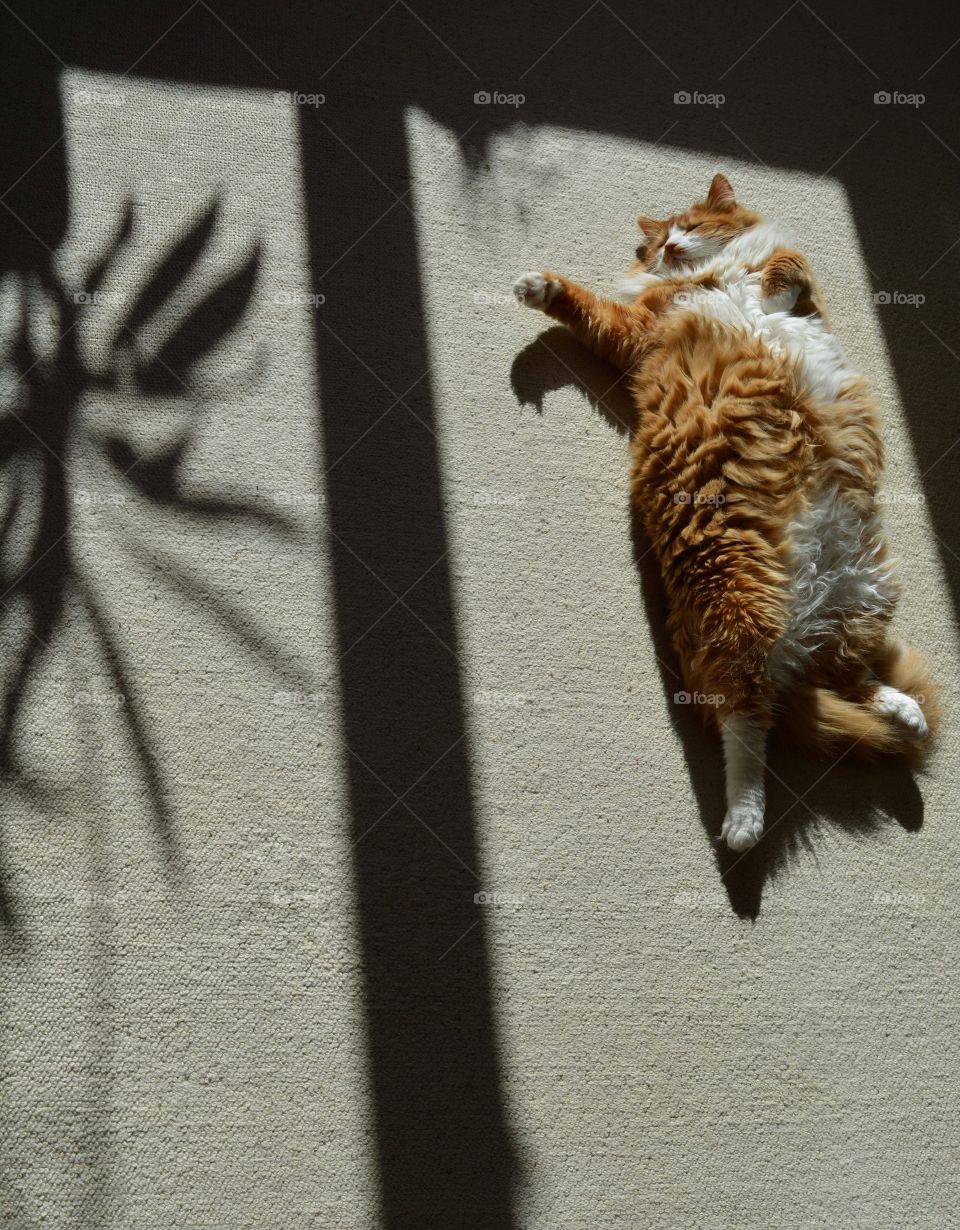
top-left (874, 686), bottom-right (928, 740)
top-left (513, 271), bottom-right (559, 309)
top-left (721, 803), bottom-right (765, 852)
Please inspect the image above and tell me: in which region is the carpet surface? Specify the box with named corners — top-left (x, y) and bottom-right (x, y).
top-left (1, 4), bottom-right (958, 1228)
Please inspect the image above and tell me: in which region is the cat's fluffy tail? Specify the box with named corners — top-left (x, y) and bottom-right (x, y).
top-left (779, 643), bottom-right (939, 760)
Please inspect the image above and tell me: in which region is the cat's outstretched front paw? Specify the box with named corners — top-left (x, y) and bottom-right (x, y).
top-left (513, 271), bottom-right (559, 309)
top-left (721, 803), bottom-right (765, 852)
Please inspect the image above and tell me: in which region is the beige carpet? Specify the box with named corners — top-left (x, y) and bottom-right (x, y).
top-left (1, 6), bottom-right (958, 1228)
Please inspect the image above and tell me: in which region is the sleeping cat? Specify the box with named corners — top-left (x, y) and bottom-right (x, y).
top-left (513, 173), bottom-right (937, 852)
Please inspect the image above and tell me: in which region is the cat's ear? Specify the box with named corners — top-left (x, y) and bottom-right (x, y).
top-left (707, 173), bottom-right (736, 210)
top-left (636, 215), bottom-right (661, 241)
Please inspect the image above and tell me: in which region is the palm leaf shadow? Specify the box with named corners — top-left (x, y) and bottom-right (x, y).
top-left (74, 568), bottom-right (176, 851)
top-left (0, 192), bottom-right (304, 919)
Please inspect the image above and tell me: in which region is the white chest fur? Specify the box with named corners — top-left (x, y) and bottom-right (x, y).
top-left (618, 221), bottom-right (861, 404)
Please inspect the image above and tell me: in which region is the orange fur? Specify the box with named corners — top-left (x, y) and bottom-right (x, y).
top-left (781, 645), bottom-right (940, 762)
top-left (520, 174), bottom-right (937, 763)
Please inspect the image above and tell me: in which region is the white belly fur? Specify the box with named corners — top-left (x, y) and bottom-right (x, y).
top-left (767, 491), bottom-right (898, 688)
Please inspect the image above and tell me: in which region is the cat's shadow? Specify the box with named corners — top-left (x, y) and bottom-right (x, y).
top-left (511, 327), bottom-right (924, 919)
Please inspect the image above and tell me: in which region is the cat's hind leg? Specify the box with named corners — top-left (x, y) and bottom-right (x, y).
top-left (872, 685), bottom-right (928, 739)
top-left (513, 271), bottom-right (640, 369)
top-left (672, 552), bottom-right (784, 851)
top-left (720, 713), bottom-right (770, 851)
top-left (862, 635), bottom-right (937, 746)
top-left (673, 560), bottom-right (784, 851)
top-left (826, 640), bottom-right (938, 751)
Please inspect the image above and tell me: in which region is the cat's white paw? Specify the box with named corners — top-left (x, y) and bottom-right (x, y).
top-left (722, 803), bottom-right (765, 852)
top-left (513, 271), bottom-right (558, 309)
top-left (762, 286), bottom-right (800, 315)
top-left (875, 686), bottom-right (928, 739)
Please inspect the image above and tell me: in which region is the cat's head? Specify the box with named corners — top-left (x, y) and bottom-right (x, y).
top-left (633, 174), bottom-right (760, 274)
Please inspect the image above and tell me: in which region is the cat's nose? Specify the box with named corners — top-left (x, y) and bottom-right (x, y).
top-left (665, 241), bottom-right (679, 257)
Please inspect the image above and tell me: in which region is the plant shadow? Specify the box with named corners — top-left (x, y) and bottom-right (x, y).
top-left (0, 193), bottom-right (307, 924)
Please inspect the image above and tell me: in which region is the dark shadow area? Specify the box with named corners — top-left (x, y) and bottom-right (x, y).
top-left (512, 325), bottom-right (635, 433)
top-left (1, 0), bottom-right (957, 1223)
top-left (298, 92), bottom-right (518, 1230)
top-left (720, 744), bottom-right (925, 918)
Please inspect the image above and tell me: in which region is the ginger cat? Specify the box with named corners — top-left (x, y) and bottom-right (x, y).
top-left (514, 174), bottom-right (937, 852)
